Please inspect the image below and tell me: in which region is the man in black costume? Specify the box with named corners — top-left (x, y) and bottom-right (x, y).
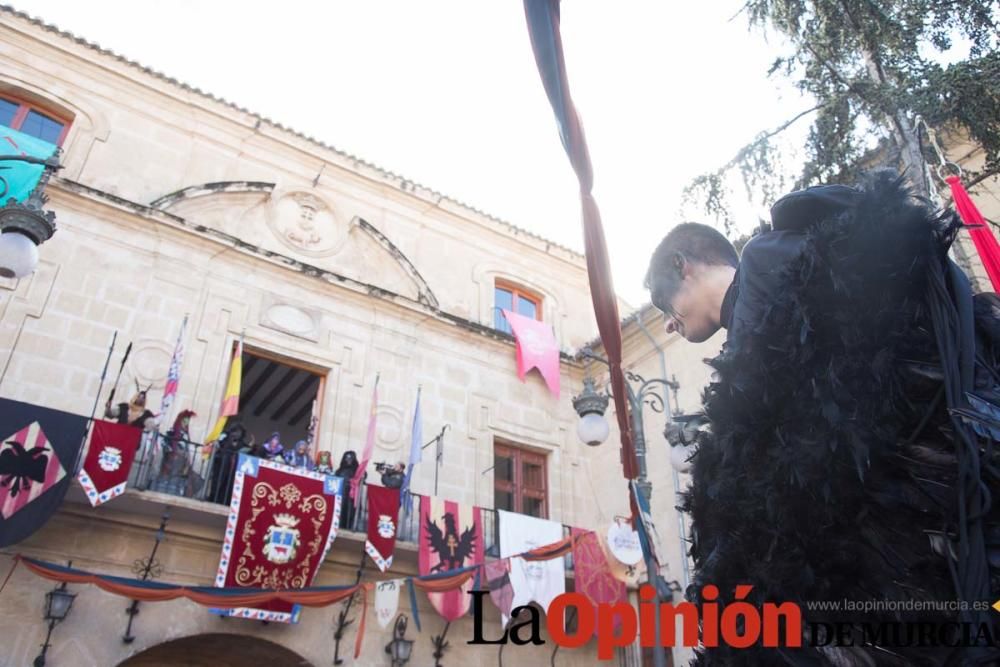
top-left (646, 172), bottom-right (1000, 665)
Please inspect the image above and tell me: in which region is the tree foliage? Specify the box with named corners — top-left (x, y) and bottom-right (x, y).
top-left (685, 0), bottom-right (1000, 231)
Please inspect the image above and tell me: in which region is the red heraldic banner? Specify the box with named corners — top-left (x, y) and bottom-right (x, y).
top-left (365, 484), bottom-right (401, 572)
top-left (418, 495), bottom-right (484, 621)
top-left (77, 420), bottom-right (142, 507)
top-left (214, 453), bottom-right (343, 623)
top-left (571, 527), bottom-right (626, 609)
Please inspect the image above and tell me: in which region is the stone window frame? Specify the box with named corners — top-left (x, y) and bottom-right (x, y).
top-left (493, 440), bottom-right (548, 519)
top-left (0, 92), bottom-right (72, 146)
top-left (493, 279), bottom-right (543, 334)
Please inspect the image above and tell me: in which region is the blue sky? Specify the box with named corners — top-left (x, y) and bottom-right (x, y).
top-left (11, 1), bottom-right (811, 305)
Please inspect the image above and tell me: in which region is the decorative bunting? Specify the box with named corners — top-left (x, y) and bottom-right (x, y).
top-left (365, 484), bottom-right (401, 572)
top-left (502, 309), bottom-right (560, 397)
top-left (498, 509), bottom-right (565, 625)
top-left (0, 399), bottom-right (87, 547)
top-left (213, 454), bottom-right (342, 623)
top-left (77, 420), bottom-right (142, 507)
top-left (374, 578), bottom-right (403, 628)
top-left (418, 495), bottom-right (484, 621)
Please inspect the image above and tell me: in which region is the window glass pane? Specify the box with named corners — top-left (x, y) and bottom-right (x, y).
top-left (523, 496), bottom-right (544, 518)
top-left (517, 295), bottom-right (538, 320)
top-left (522, 460), bottom-right (544, 490)
top-left (0, 98), bottom-right (18, 128)
top-left (495, 489), bottom-right (514, 512)
top-left (494, 287), bottom-right (513, 332)
top-left (494, 452), bottom-right (514, 483)
top-left (20, 110), bottom-right (64, 144)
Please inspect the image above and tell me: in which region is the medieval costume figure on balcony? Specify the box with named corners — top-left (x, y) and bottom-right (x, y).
top-left (104, 381), bottom-right (156, 430)
top-left (261, 432), bottom-right (284, 461)
top-left (151, 409), bottom-right (197, 498)
top-left (648, 171), bottom-right (1000, 665)
top-left (284, 440), bottom-right (314, 471)
top-left (335, 450), bottom-right (360, 529)
top-left (315, 450), bottom-right (333, 476)
top-left (208, 420), bottom-right (251, 504)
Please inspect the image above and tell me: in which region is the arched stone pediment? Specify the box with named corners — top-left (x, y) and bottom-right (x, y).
top-left (150, 182), bottom-right (438, 308)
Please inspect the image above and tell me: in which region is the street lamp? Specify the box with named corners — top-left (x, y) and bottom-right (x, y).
top-left (385, 614), bottom-right (414, 667)
top-left (571, 377), bottom-right (610, 446)
top-left (34, 578), bottom-right (76, 667)
top-left (0, 154), bottom-right (59, 279)
top-left (573, 351), bottom-right (679, 667)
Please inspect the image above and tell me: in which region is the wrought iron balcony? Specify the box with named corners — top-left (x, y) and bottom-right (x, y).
top-left (124, 430), bottom-right (574, 571)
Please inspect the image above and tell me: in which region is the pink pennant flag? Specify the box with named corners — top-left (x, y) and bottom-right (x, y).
top-left (350, 378), bottom-right (379, 501)
top-left (502, 309), bottom-right (560, 397)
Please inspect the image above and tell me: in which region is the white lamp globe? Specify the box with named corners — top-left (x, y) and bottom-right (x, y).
top-left (0, 231), bottom-right (39, 279)
top-left (670, 443), bottom-right (695, 473)
top-left (577, 412), bottom-right (610, 447)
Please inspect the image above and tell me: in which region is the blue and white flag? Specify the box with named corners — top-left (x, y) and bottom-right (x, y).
top-left (401, 389), bottom-right (422, 514)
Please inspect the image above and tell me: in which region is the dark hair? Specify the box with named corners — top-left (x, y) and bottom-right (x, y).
top-left (644, 223), bottom-right (738, 309)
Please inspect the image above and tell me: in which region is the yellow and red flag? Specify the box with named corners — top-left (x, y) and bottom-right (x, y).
top-left (203, 339), bottom-right (243, 455)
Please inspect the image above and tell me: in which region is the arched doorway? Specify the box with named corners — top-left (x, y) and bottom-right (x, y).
top-left (117, 633), bottom-right (314, 667)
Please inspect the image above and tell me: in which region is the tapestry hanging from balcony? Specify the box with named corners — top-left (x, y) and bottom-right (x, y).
top-left (212, 453), bottom-right (343, 623)
top-left (77, 419), bottom-right (142, 507)
top-left (418, 494), bottom-right (484, 621)
top-left (364, 483), bottom-right (400, 572)
top-left (0, 398), bottom-right (87, 547)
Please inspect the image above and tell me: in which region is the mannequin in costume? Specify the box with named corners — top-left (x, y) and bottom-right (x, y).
top-left (261, 432), bottom-right (284, 460)
top-left (284, 440), bottom-right (314, 470)
top-left (105, 381), bottom-right (156, 430)
top-left (208, 420), bottom-right (250, 504)
top-left (335, 450), bottom-right (360, 529)
top-left (647, 171), bottom-right (1000, 665)
top-left (315, 451), bottom-right (333, 475)
top-left (151, 409), bottom-right (196, 497)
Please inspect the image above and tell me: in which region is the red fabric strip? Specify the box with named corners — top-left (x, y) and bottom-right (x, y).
top-left (947, 175), bottom-right (1000, 291)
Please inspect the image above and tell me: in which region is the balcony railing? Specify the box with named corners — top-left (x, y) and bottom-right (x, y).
top-left (125, 430), bottom-right (574, 571)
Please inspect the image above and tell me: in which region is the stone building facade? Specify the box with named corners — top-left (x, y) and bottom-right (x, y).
top-left (0, 7), bottom-right (698, 667)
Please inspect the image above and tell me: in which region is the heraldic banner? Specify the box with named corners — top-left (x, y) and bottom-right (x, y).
top-left (365, 484), bottom-right (400, 572)
top-left (0, 398), bottom-right (87, 547)
top-left (418, 495), bottom-right (484, 621)
top-left (77, 420), bottom-right (142, 507)
top-left (214, 454), bottom-right (343, 623)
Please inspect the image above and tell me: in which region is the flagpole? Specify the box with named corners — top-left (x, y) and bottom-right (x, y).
top-left (74, 330), bottom-right (117, 474)
top-left (106, 341), bottom-right (132, 414)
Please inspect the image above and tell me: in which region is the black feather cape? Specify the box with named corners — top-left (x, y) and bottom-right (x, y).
top-left (682, 173), bottom-right (1000, 666)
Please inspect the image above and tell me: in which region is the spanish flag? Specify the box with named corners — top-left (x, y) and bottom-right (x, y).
top-left (204, 339), bottom-right (243, 450)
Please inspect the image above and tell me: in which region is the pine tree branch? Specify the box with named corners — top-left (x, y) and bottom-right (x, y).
top-left (711, 104), bottom-right (825, 176)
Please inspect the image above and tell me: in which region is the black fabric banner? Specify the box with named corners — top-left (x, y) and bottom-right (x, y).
top-left (0, 398), bottom-right (88, 547)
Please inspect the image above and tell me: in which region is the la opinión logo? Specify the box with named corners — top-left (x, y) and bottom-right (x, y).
top-left (468, 583), bottom-right (802, 660)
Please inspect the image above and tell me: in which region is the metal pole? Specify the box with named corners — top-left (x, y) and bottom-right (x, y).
top-left (73, 331), bottom-right (117, 474)
top-left (624, 378), bottom-right (667, 667)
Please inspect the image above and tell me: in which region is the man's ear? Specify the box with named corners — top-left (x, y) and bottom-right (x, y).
top-left (672, 252), bottom-right (687, 278)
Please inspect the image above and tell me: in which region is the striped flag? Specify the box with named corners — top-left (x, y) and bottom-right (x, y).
top-left (350, 377), bottom-right (379, 501)
top-left (158, 315), bottom-right (188, 425)
top-left (400, 388), bottom-right (422, 514)
top-left (204, 338), bottom-right (244, 448)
